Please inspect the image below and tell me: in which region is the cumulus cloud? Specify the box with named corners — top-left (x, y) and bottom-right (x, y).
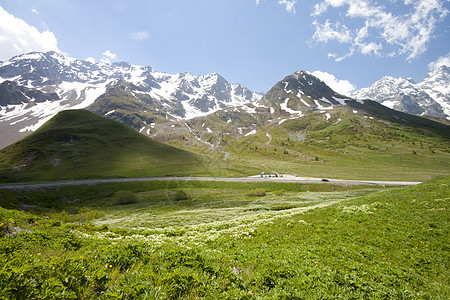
top-left (310, 70), bottom-right (356, 95)
top-left (428, 52), bottom-right (450, 71)
top-left (100, 50), bottom-right (117, 64)
top-left (128, 31), bottom-right (150, 41)
top-left (0, 6), bottom-right (60, 61)
top-left (311, 0), bottom-right (448, 61)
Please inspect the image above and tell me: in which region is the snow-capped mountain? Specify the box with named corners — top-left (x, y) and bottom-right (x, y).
top-left (260, 71), bottom-right (359, 116)
top-left (0, 51), bottom-right (261, 149)
top-left (352, 66), bottom-right (450, 119)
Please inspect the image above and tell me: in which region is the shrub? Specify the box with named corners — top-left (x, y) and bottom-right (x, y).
top-left (173, 190), bottom-right (188, 201)
top-left (114, 190), bottom-right (137, 205)
top-left (274, 190), bottom-right (285, 196)
top-left (76, 208), bottom-right (105, 223)
top-left (246, 189), bottom-right (267, 197)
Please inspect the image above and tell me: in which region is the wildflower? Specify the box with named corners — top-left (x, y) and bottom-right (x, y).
top-left (37, 253), bottom-right (41, 255)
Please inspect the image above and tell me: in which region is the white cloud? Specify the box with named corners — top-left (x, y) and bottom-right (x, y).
top-left (311, 0), bottom-right (448, 61)
top-left (255, 0), bottom-right (296, 13)
top-left (100, 50), bottom-right (117, 64)
top-left (312, 20), bottom-right (352, 43)
top-left (428, 52), bottom-right (450, 71)
top-left (85, 57), bottom-right (96, 64)
top-left (0, 6), bottom-right (60, 61)
top-left (327, 48), bottom-right (355, 62)
top-left (128, 31), bottom-right (150, 41)
top-left (31, 8), bottom-right (39, 14)
top-left (279, 0), bottom-right (296, 13)
top-left (102, 50), bottom-right (117, 60)
top-left (310, 70), bottom-right (356, 95)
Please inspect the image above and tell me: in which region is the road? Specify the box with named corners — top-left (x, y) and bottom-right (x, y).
top-left (0, 175), bottom-right (422, 190)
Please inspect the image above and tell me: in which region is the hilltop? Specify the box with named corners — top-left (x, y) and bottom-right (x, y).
top-left (0, 110), bottom-right (206, 182)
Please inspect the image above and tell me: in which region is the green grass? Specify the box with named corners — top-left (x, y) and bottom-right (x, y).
top-left (0, 177), bottom-right (448, 298)
top-left (218, 106), bottom-right (450, 181)
top-left (0, 110), bottom-right (209, 183)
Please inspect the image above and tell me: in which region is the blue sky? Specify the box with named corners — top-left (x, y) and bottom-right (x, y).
top-left (0, 0), bottom-right (449, 95)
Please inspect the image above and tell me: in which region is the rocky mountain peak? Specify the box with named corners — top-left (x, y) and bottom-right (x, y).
top-left (352, 66), bottom-right (449, 119)
top-left (422, 65), bottom-right (449, 85)
top-left (261, 70), bottom-right (354, 115)
top-left (0, 51), bottom-right (262, 149)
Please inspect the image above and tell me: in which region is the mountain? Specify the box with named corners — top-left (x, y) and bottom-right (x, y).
top-left (0, 70), bottom-right (448, 182)
top-left (352, 66), bottom-right (450, 119)
top-left (0, 51), bottom-right (262, 149)
top-left (260, 71), bottom-right (361, 114)
top-left (87, 69), bottom-right (448, 163)
top-left (0, 110), bottom-right (206, 182)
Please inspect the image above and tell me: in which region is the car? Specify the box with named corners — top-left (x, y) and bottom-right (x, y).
top-left (321, 178), bottom-right (329, 182)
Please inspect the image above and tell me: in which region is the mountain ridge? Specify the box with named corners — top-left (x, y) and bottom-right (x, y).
top-left (352, 66), bottom-right (450, 119)
top-left (0, 51), bottom-right (262, 149)
top-left (1, 51), bottom-right (449, 152)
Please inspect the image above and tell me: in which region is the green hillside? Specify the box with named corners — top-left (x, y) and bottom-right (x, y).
top-left (161, 104), bottom-right (450, 181)
top-left (232, 107), bottom-right (449, 181)
top-left (0, 110), bottom-right (206, 182)
top-left (76, 74), bottom-right (450, 182)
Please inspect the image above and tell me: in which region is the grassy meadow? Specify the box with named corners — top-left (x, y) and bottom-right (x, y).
top-left (0, 177), bottom-right (448, 299)
top-left (217, 107), bottom-right (450, 181)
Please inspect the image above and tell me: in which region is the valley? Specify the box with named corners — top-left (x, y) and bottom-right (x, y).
top-left (0, 51), bottom-right (449, 299)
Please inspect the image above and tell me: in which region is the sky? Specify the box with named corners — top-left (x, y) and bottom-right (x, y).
top-left (0, 0), bottom-right (449, 95)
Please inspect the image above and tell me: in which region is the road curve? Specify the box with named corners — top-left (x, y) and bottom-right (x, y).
top-left (0, 175), bottom-right (421, 190)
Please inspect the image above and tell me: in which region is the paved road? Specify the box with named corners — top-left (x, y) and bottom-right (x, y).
top-left (0, 175), bottom-right (421, 190)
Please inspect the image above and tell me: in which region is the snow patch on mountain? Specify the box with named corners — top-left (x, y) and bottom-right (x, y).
top-left (280, 98), bottom-right (304, 115)
top-left (0, 51), bottom-right (262, 148)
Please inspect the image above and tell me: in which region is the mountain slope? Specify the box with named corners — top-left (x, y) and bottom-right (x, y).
top-left (0, 51), bottom-right (261, 149)
top-left (158, 71), bottom-right (450, 181)
top-left (260, 71), bottom-right (355, 115)
top-left (0, 110), bottom-right (206, 182)
top-left (352, 66), bottom-right (450, 119)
